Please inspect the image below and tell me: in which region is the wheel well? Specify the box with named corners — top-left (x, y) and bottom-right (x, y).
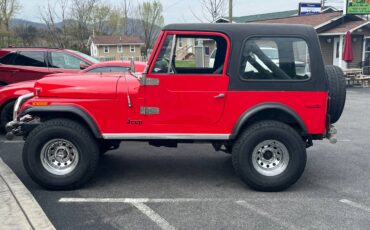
top-left (29, 111), bottom-right (102, 139)
top-left (0, 82), bottom-right (7, 86)
top-left (233, 108), bottom-right (307, 140)
top-left (0, 99), bottom-right (16, 113)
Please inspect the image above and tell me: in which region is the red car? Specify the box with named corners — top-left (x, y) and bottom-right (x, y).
top-left (7, 24), bottom-right (346, 191)
top-left (0, 60), bottom-right (146, 129)
top-left (0, 47), bottom-right (100, 86)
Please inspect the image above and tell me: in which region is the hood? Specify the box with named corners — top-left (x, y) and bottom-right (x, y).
top-left (35, 73), bottom-right (125, 99)
top-left (0, 80), bottom-right (36, 90)
top-left (0, 80), bottom-right (36, 103)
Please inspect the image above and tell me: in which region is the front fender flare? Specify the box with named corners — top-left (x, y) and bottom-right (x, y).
top-left (21, 105), bottom-right (102, 138)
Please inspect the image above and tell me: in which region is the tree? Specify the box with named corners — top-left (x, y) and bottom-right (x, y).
top-left (121, 0), bottom-right (132, 35)
top-left (199, 0), bottom-right (227, 22)
top-left (107, 8), bottom-right (121, 35)
top-left (69, 0), bottom-right (99, 52)
top-left (137, 0), bottom-right (164, 54)
top-left (0, 0), bottom-right (21, 31)
top-left (40, 0), bottom-right (70, 48)
top-left (91, 4), bottom-right (111, 35)
top-left (14, 25), bottom-right (38, 46)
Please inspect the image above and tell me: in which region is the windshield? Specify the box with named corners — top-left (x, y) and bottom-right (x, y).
top-left (67, 50), bottom-right (100, 64)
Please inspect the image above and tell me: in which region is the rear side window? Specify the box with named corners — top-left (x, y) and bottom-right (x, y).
top-left (13, 51), bottom-right (47, 67)
top-left (0, 53), bottom-right (16, 64)
top-left (240, 37), bottom-right (311, 81)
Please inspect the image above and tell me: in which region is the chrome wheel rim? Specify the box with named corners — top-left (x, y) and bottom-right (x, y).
top-left (40, 139), bottom-right (79, 176)
top-left (251, 140), bottom-right (289, 177)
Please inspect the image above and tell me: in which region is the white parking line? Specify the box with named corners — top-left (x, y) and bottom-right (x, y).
top-left (59, 198), bottom-right (178, 230)
top-left (59, 198), bottom-right (229, 203)
top-left (340, 199), bottom-right (370, 213)
top-left (337, 139), bottom-right (352, 142)
top-left (236, 200), bottom-right (300, 230)
top-left (131, 202), bottom-right (176, 230)
top-left (2, 140), bottom-right (24, 144)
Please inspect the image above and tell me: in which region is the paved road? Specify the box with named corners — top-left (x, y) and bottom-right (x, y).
top-left (1, 88), bottom-right (370, 230)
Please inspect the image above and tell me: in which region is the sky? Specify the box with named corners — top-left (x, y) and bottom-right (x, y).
top-left (16, 0), bottom-right (345, 24)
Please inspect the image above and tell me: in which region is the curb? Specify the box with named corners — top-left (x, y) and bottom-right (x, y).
top-left (0, 158), bottom-right (55, 230)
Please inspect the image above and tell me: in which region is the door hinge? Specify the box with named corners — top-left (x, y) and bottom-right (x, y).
top-left (140, 107), bottom-right (160, 115)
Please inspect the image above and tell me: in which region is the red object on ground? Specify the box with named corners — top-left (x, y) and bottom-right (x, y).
top-left (342, 31), bottom-right (353, 62)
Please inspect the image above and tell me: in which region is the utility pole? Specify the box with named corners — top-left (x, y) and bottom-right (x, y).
top-left (229, 0), bottom-right (233, 23)
top-left (321, 0), bottom-right (325, 8)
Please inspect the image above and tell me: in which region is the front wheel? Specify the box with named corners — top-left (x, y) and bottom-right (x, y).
top-left (232, 121), bottom-right (307, 192)
top-left (0, 100), bottom-right (15, 132)
top-left (23, 119), bottom-right (99, 190)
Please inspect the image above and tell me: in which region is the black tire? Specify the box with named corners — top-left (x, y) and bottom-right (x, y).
top-left (0, 100), bottom-right (15, 132)
top-left (325, 65), bottom-right (346, 124)
top-left (232, 121), bottom-right (307, 192)
top-left (23, 119), bottom-right (99, 190)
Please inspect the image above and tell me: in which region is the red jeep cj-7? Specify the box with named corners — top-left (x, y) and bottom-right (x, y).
top-left (6, 24), bottom-right (346, 191)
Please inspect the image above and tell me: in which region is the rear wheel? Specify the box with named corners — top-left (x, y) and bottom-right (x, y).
top-left (232, 121), bottom-right (307, 191)
top-left (0, 100), bottom-right (15, 132)
top-left (23, 119), bottom-right (99, 190)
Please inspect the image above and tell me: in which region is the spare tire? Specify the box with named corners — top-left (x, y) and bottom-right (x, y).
top-left (325, 65), bottom-right (346, 124)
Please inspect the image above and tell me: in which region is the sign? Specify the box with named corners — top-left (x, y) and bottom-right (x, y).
top-left (347, 0), bottom-right (370, 15)
top-left (299, 3), bottom-right (322, 16)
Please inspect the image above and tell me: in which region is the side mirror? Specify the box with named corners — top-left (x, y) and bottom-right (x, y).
top-left (80, 63), bottom-right (90, 70)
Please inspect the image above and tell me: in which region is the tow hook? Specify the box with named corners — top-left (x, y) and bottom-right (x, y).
top-left (327, 125), bottom-right (337, 144)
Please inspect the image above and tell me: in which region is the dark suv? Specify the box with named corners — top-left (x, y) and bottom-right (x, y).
top-left (0, 47), bottom-right (99, 86)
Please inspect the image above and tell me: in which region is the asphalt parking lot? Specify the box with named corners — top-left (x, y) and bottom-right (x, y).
top-left (1, 88), bottom-right (370, 230)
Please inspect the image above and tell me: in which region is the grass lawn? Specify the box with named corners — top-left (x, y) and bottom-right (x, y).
top-left (175, 60), bottom-right (196, 67)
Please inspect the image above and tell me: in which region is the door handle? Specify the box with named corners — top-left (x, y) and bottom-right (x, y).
top-left (214, 93), bottom-right (225, 99)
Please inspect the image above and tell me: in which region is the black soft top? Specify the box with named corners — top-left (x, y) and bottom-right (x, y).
top-left (163, 23), bottom-right (326, 92)
top-left (163, 23), bottom-right (317, 41)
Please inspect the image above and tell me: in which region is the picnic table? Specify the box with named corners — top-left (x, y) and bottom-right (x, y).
top-left (343, 68), bottom-right (370, 87)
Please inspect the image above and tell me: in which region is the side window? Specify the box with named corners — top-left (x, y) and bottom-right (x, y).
top-left (0, 53), bottom-right (17, 64)
top-left (240, 37), bottom-right (311, 80)
top-left (152, 34), bottom-right (227, 75)
top-left (50, 52), bottom-right (88, 69)
top-left (13, 51), bottom-right (46, 67)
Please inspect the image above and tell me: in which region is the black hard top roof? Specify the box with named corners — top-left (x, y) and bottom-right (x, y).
top-left (163, 23), bottom-right (316, 41)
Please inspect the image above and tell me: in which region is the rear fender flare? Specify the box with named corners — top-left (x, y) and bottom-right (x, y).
top-left (231, 103), bottom-right (308, 139)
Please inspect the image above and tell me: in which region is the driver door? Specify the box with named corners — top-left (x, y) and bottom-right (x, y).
top-left (143, 32), bottom-right (230, 133)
